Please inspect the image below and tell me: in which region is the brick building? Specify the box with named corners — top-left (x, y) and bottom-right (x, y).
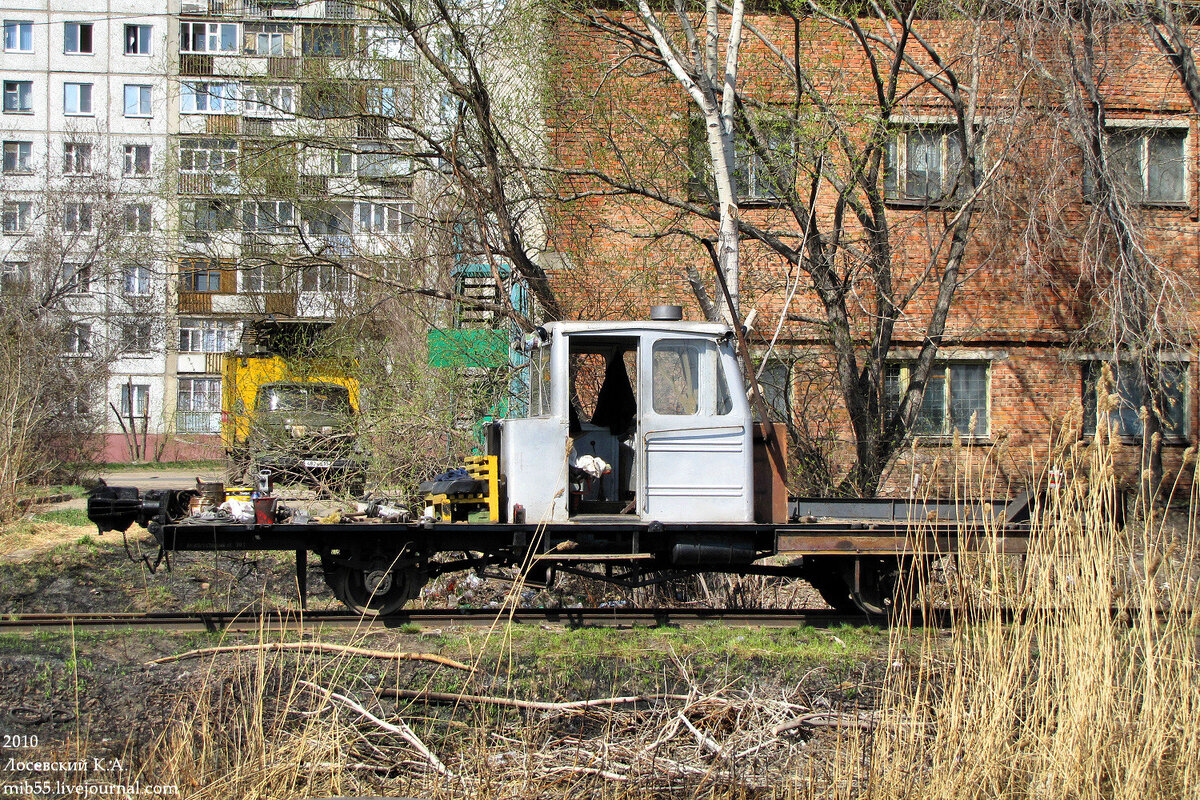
top-left (543, 11), bottom-right (1199, 495)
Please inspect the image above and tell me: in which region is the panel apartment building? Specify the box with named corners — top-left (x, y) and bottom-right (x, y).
top-left (0, 0), bottom-right (421, 462)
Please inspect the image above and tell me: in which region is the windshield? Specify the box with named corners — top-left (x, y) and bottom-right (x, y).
top-left (257, 384), bottom-right (352, 414)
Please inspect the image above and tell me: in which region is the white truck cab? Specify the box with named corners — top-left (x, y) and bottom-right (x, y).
top-left (497, 318), bottom-right (754, 524)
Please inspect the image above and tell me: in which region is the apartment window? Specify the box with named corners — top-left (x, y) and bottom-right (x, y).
top-left (2, 201), bottom-right (31, 232)
top-left (1, 261), bottom-right (28, 292)
top-left (179, 138), bottom-right (237, 173)
top-left (181, 82), bottom-right (238, 114)
top-left (242, 262), bottom-right (287, 292)
top-left (4, 21), bottom-right (32, 52)
top-left (242, 86), bottom-right (294, 118)
top-left (2, 141), bottom-right (31, 174)
top-left (248, 23), bottom-right (292, 56)
top-left (1085, 127), bottom-right (1188, 205)
top-left (64, 82), bottom-right (93, 115)
top-left (3, 81), bottom-right (31, 113)
top-left (364, 27), bottom-right (410, 60)
top-left (301, 263), bottom-right (351, 293)
top-left (64, 22), bottom-right (92, 54)
top-left (120, 320), bottom-right (154, 353)
top-left (123, 263), bottom-right (151, 295)
top-left (357, 145), bottom-right (409, 179)
top-left (179, 258), bottom-right (223, 292)
top-left (886, 362), bottom-right (989, 437)
top-left (124, 203), bottom-right (152, 232)
top-left (178, 317), bottom-right (236, 353)
top-left (180, 21), bottom-right (238, 53)
top-left (331, 149), bottom-right (354, 175)
top-left (885, 126), bottom-right (970, 203)
top-left (123, 144), bottom-right (150, 176)
top-left (65, 323), bottom-right (91, 355)
top-left (64, 203), bottom-right (93, 233)
top-left (304, 204), bottom-right (351, 235)
top-left (1082, 361), bottom-right (1188, 440)
top-left (302, 24), bottom-right (349, 56)
top-left (63, 142), bottom-right (92, 174)
top-left (243, 200), bottom-right (293, 232)
top-left (124, 85), bottom-right (152, 117)
top-left (118, 383), bottom-right (149, 417)
top-left (365, 86), bottom-right (413, 119)
top-left (177, 377), bottom-right (221, 433)
top-left (62, 262), bottom-right (91, 293)
top-left (124, 24), bottom-right (152, 55)
top-left (183, 199), bottom-right (236, 231)
top-left (356, 201), bottom-right (412, 233)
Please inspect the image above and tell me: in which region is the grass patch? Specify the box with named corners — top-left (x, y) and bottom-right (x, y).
top-left (32, 508), bottom-right (91, 527)
top-left (94, 459), bottom-right (224, 473)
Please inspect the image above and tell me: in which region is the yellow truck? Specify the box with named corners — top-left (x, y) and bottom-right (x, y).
top-left (222, 353), bottom-right (366, 492)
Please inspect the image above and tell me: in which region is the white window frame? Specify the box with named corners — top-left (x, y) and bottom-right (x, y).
top-left (125, 203), bottom-right (152, 232)
top-left (886, 361), bottom-right (991, 438)
top-left (64, 22), bottom-right (92, 55)
top-left (123, 144), bottom-right (150, 176)
top-left (3, 80), bottom-right (31, 113)
top-left (120, 319), bottom-right (154, 354)
top-left (242, 85), bottom-right (294, 118)
top-left (181, 82), bottom-right (238, 115)
top-left (885, 123), bottom-right (972, 205)
top-left (63, 142), bottom-right (92, 175)
top-left (124, 24), bottom-right (152, 56)
top-left (1087, 121), bottom-right (1190, 207)
top-left (124, 84), bottom-right (152, 117)
top-left (65, 322), bottom-right (91, 356)
top-left (1, 261), bottom-right (28, 292)
top-left (176, 377), bottom-right (221, 433)
top-left (63, 82), bottom-right (93, 116)
top-left (62, 262), bottom-right (92, 294)
top-left (180, 21), bottom-right (238, 54)
top-left (4, 20), bottom-right (32, 53)
top-left (300, 262), bottom-right (352, 293)
top-left (63, 202), bottom-right (93, 233)
top-left (2, 201), bottom-right (31, 233)
top-left (178, 318), bottom-right (237, 354)
top-left (243, 199), bottom-right (294, 232)
top-left (123, 263), bottom-right (151, 295)
top-left (355, 201), bottom-right (412, 234)
top-left (242, 261), bottom-right (289, 293)
top-left (2, 140), bottom-right (31, 174)
top-left (179, 138), bottom-right (237, 174)
top-left (118, 383), bottom-right (150, 417)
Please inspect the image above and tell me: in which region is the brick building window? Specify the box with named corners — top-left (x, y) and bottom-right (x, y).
top-left (1085, 127), bottom-right (1187, 205)
top-left (885, 126), bottom-right (971, 204)
top-left (886, 362), bottom-right (989, 437)
top-left (1082, 361), bottom-right (1187, 439)
top-left (177, 377), bottom-right (221, 433)
top-left (2, 141), bottom-right (31, 174)
top-left (64, 22), bottom-right (92, 54)
top-left (64, 142), bottom-right (92, 174)
top-left (178, 318), bottom-right (237, 353)
top-left (687, 116), bottom-right (791, 203)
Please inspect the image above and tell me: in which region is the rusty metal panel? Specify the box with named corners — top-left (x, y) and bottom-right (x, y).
top-left (753, 422), bottom-right (788, 524)
top-left (776, 532), bottom-right (1029, 555)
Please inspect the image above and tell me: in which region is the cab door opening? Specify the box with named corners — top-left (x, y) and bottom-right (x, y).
top-left (567, 336), bottom-right (639, 517)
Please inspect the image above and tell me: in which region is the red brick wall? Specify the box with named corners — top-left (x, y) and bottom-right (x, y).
top-left (545, 13), bottom-right (1199, 496)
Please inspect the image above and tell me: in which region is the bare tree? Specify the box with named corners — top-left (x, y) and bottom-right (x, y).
top-left (556, 1), bottom-right (1014, 494)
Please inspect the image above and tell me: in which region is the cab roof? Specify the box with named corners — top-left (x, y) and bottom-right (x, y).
top-left (544, 320), bottom-right (733, 337)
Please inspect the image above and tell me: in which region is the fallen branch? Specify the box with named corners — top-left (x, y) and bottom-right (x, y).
top-left (770, 711), bottom-right (879, 735)
top-left (380, 688), bottom-right (690, 711)
top-left (147, 642), bottom-right (470, 671)
top-left (297, 680), bottom-right (453, 777)
top-left (678, 712), bottom-right (726, 759)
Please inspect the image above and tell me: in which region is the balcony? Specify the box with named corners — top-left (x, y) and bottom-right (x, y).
top-left (178, 292), bottom-right (213, 313)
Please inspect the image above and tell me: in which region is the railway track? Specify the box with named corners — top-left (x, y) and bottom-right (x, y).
top-left (0, 607), bottom-right (898, 633)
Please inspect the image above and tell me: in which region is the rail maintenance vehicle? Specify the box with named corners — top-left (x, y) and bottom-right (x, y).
top-left (87, 309), bottom-right (1033, 617)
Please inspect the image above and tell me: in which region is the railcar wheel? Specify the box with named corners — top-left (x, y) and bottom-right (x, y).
top-left (327, 562), bottom-right (424, 616)
top-left (806, 572), bottom-right (861, 613)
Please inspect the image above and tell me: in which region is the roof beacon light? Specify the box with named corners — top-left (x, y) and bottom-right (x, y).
top-left (650, 305), bottom-right (683, 321)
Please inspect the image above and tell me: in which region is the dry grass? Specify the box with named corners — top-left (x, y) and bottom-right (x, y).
top-left (126, 426), bottom-right (1199, 799)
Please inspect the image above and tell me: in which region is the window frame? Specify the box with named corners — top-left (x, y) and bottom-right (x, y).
top-left (1081, 359), bottom-right (1189, 442)
top-left (120, 319), bottom-right (154, 354)
top-left (1084, 123), bottom-right (1189, 207)
top-left (123, 143), bottom-right (150, 176)
top-left (123, 263), bottom-right (152, 296)
top-left (886, 361), bottom-right (991, 439)
top-left (180, 21), bottom-right (239, 54)
top-left (64, 22), bottom-right (92, 55)
top-left (124, 24), bottom-right (152, 56)
top-left (180, 81), bottom-right (239, 115)
top-left (242, 199), bottom-right (294, 232)
top-left (176, 377), bottom-right (222, 433)
top-left (2, 201), bottom-right (31, 233)
top-left (63, 82), bottom-right (93, 116)
top-left (3, 80), bottom-right (32, 114)
top-left (884, 123), bottom-right (974, 206)
top-left (64, 322), bottom-right (91, 356)
top-left (177, 317), bottom-right (237, 354)
top-left (241, 85), bottom-right (294, 118)
top-left (3, 20), bottom-right (32, 53)
top-left (63, 142), bottom-right (92, 175)
top-left (123, 84), bottom-right (152, 117)
top-left (179, 138), bottom-right (237, 174)
top-left (179, 262), bottom-right (223, 293)
top-left (2, 140), bottom-right (31, 174)
top-left (124, 203), bottom-right (152, 232)
top-left (118, 383), bottom-right (150, 417)
top-left (63, 202), bottom-right (94, 234)
top-left (61, 262), bottom-right (92, 294)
